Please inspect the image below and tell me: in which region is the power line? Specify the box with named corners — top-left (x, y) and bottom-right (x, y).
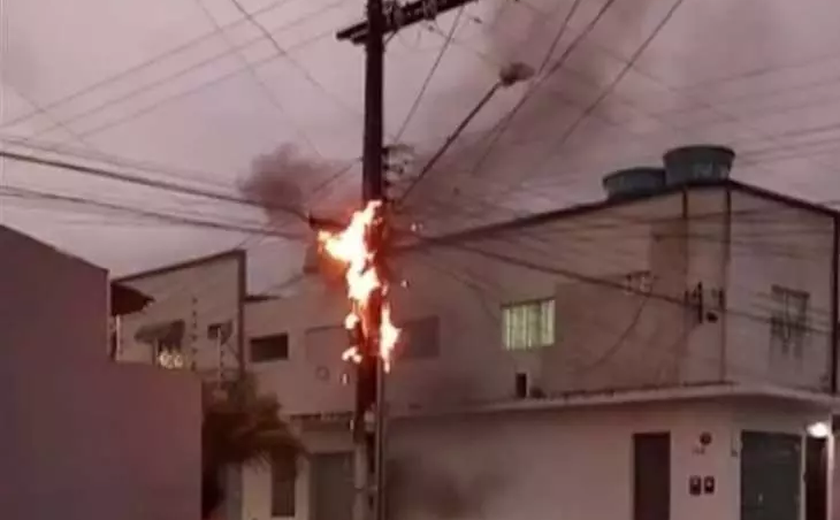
top-left (0, 149), bottom-right (306, 221)
top-left (462, 0), bottom-right (618, 180)
top-left (0, 0), bottom-right (300, 130)
top-left (391, 7), bottom-right (466, 142)
top-left (227, 0), bottom-right (363, 120)
top-left (416, 234), bottom-right (829, 336)
top-left (10, 6), bottom-right (342, 144)
top-left (0, 186), bottom-right (304, 240)
top-left (192, 0), bottom-right (325, 157)
top-left (495, 0), bottom-right (687, 198)
top-left (0, 136), bottom-right (240, 190)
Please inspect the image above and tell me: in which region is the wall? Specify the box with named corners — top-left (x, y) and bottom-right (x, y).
top-left (0, 225), bottom-right (201, 520)
top-left (726, 190), bottom-right (835, 391)
top-left (242, 397), bottom-right (826, 520)
top-left (246, 189), bottom-right (733, 415)
top-left (117, 250), bottom-right (245, 378)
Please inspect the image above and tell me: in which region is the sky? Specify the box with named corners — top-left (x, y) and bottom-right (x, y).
top-left (3, 0), bottom-right (840, 292)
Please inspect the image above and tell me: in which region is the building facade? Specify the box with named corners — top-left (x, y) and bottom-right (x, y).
top-left (241, 146), bottom-right (840, 520)
top-left (114, 249), bottom-right (247, 382)
top-left (0, 225), bottom-right (201, 520)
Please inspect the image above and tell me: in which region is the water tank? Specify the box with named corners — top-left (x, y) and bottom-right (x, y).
top-left (663, 145), bottom-right (735, 186)
top-left (602, 167), bottom-right (666, 200)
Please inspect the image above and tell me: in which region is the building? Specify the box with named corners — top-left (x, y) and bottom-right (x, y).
top-left (114, 249), bottom-right (248, 519)
top-left (241, 145), bottom-right (840, 520)
top-left (114, 249), bottom-right (247, 381)
top-left (0, 224), bottom-right (200, 519)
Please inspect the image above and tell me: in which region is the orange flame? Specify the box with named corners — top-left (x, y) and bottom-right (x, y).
top-left (317, 200), bottom-right (400, 371)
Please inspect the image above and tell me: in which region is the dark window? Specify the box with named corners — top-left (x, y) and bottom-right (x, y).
top-left (400, 317), bottom-right (440, 359)
top-left (633, 432), bottom-right (670, 520)
top-left (271, 449), bottom-right (296, 517)
top-left (251, 334), bottom-right (289, 362)
top-left (770, 285), bottom-right (809, 359)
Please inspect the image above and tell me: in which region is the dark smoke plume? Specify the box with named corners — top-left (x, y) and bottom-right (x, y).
top-left (386, 454), bottom-right (504, 519)
top-left (239, 144), bottom-right (350, 226)
top-left (399, 0), bottom-right (661, 222)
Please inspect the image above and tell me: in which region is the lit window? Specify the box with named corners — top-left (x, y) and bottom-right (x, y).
top-left (156, 347), bottom-right (185, 370)
top-left (770, 285), bottom-right (809, 359)
top-left (501, 299), bottom-right (555, 350)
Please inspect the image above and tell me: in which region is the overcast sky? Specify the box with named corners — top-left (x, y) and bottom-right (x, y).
top-left (2, 0), bottom-right (840, 291)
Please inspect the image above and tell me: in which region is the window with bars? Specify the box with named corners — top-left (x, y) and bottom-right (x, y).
top-left (501, 298), bottom-right (555, 350)
top-left (769, 285), bottom-right (809, 359)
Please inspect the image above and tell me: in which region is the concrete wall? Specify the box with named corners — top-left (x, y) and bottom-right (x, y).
top-left (117, 250), bottom-right (245, 378)
top-left (242, 398), bottom-right (825, 520)
top-left (726, 190), bottom-right (835, 391)
top-left (246, 189), bottom-right (732, 415)
top-left (0, 225), bottom-right (201, 520)
top-left (246, 185), bottom-right (838, 418)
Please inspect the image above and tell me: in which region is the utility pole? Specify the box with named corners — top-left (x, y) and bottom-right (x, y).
top-left (349, 1), bottom-right (385, 520)
top-left (335, 3), bottom-right (484, 520)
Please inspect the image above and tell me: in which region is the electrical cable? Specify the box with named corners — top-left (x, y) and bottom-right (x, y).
top-left (0, 186), bottom-right (304, 240)
top-left (461, 0), bottom-right (618, 182)
top-left (9, 6), bottom-right (343, 144)
top-left (226, 0), bottom-right (363, 120)
top-left (0, 149), bottom-right (307, 221)
top-left (391, 7), bottom-right (466, 143)
top-left (1, 0), bottom-right (300, 130)
top-left (408, 231), bottom-right (830, 336)
top-left (494, 0), bottom-right (687, 199)
top-left (192, 0), bottom-right (325, 157)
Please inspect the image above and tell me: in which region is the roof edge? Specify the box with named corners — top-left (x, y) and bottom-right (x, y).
top-left (115, 248), bottom-right (245, 282)
top-left (402, 179), bottom-right (838, 250)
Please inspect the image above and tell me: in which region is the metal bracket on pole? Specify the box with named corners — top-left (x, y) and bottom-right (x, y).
top-left (336, 0), bottom-right (478, 45)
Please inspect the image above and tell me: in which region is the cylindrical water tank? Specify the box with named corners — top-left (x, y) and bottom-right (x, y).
top-left (602, 167), bottom-right (666, 200)
top-left (663, 145), bottom-right (735, 186)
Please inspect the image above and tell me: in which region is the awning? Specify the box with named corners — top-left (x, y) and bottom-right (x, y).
top-left (111, 283), bottom-right (153, 316)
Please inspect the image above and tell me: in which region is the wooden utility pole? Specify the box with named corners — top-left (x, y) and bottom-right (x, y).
top-left (335, 2), bottom-right (481, 520)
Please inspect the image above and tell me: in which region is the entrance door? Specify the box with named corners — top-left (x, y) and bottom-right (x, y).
top-left (805, 437), bottom-right (828, 520)
top-left (310, 452), bottom-right (353, 520)
top-left (633, 432), bottom-right (671, 520)
top-left (740, 431), bottom-right (801, 520)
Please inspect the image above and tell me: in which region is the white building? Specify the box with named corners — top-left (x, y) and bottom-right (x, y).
top-left (0, 224), bottom-right (201, 519)
top-left (241, 146), bottom-right (840, 520)
top-left (114, 249), bottom-right (247, 381)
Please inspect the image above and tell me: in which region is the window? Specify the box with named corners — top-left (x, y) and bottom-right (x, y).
top-left (207, 321), bottom-right (233, 343)
top-left (251, 333), bottom-right (290, 362)
top-left (271, 449), bottom-right (296, 517)
top-left (134, 320), bottom-right (186, 369)
top-left (770, 285), bottom-right (809, 359)
top-left (501, 298), bottom-right (555, 350)
top-left (400, 317), bottom-right (440, 359)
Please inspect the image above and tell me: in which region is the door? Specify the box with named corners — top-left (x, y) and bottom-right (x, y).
top-left (633, 432), bottom-right (671, 520)
top-left (310, 452), bottom-right (354, 520)
top-left (740, 431), bottom-right (801, 520)
top-left (805, 437), bottom-right (827, 520)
